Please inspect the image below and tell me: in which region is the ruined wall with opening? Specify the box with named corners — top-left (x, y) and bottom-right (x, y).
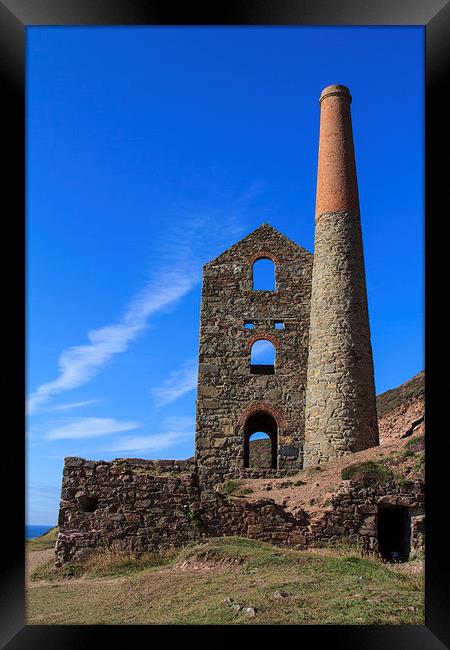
top-left (195, 224), bottom-right (313, 487)
top-left (56, 456), bottom-right (424, 564)
top-left (55, 457), bottom-right (202, 565)
top-left (305, 479), bottom-right (424, 558)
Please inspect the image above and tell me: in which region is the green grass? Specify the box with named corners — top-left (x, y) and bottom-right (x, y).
top-left (404, 434), bottom-right (425, 454)
top-left (219, 479), bottom-right (253, 498)
top-left (30, 547), bottom-right (178, 582)
top-left (414, 452), bottom-right (425, 473)
top-left (376, 370), bottom-right (424, 418)
top-left (341, 461), bottom-right (394, 485)
top-left (27, 536), bottom-right (423, 625)
top-left (26, 526), bottom-right (59, 551)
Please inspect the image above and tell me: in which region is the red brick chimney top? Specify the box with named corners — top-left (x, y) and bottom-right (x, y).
top-left (315, 84), bottom-right (359, 218)
top-left (319, 84), bottom-right (352, 103)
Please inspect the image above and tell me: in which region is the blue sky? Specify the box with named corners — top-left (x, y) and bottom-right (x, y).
top-left (26, 26), bottom-right (424, 525)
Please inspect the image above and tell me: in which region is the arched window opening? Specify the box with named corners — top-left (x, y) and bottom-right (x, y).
top-left (250, 339), bottom-right (275, 375)
top-left (252, 258), bottom-right (275, 291)
top-left (244, 412), bottom-right (277, 469)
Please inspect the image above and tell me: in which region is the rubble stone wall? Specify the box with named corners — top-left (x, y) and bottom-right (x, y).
top-left (306, 479), bottom-right (425, 557)
top-left (55, 457), bottom-right (202, 565)
top-left (55, 456), bottom-right (424, 564)
top-left (303, 210), bottom-right (379, 466)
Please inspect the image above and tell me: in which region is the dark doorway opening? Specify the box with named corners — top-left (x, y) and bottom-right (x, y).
top-left (243, 412), bottom-right (277, 469)
top-left (378, 506), bottom-right (411, 562)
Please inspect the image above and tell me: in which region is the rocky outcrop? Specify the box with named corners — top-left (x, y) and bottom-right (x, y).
top-left (377, 371), bottom-right (424, 444)
top-left (248, 438), bottom-right (272, 468)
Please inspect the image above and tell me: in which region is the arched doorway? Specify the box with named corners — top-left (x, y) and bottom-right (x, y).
top-left (243, 411), bottom-right (278, 469)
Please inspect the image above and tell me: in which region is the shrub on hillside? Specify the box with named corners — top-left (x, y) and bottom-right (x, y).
top-left (341, 461), bottom-right (394, 485)
top-left (404, 434), bottom-right (425, 454)
top-left (219, 479), bottom-right (253, 498)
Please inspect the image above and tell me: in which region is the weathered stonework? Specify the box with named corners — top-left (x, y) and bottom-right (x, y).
top-left (55, 455), bottom-right (424, 564)
top-left (195, 223), bottom-right (313, 487)
top-left (303, 84), bottom-right (379, 466)
top-left (55, 458), bottom-right (201, 565)
top-left (306, 479), bottom-right (424, 558)
top-left (303, 210), bottom-right (379, 464)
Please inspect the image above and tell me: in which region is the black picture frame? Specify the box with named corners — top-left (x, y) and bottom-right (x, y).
top-left (1, 1), bottom-right (447, 647)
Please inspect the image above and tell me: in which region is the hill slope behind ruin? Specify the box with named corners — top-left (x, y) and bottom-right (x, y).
top-left (241, 370), bottom-right (425, 523)
top-left (377, 370), bottom-right (424, 444)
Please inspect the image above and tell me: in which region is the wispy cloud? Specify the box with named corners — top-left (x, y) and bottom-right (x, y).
top-left (27, 270), bottom-right (196, 414)
top-left (151, 358), bottom-right (198, 407)
top-left (45, 417), bottom-right (140, 441)
top-left (27, 189), bottom-right (255, 415)
top-left (101, 415), bottom-right (193, 453)
top-left (42, 399), bottom-right (104, 412)
top-left (102, 431), bottom-right (190, 454)
top-left (27, 484), bottom-right (61, 500)
top-left (235, 179), bottom-right (265, 204)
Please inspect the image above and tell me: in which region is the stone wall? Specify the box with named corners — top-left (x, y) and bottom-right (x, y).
top-left (206, 478), bottom-right (424, 558)
top-left (306, 479), bottom-right (425, 557)
top-left (56, 456), bottom-right (424, 564)
top-left (55, 457), bottom-right (203, 565)
top-left (195, 223), bottom-right (313, 487)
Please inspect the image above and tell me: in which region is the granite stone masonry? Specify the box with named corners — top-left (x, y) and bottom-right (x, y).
top-left (195, 223), bottom-right (313, 488)
top-left (303, 84), bottom-right (379, 466)
top-left (55, 458), bottom-right (202, 565)
top-left (55, 456), bottom-right (424, 564)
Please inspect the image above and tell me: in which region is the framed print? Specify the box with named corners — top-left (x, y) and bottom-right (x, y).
top-left (1, 0), bottom-right (448, 647)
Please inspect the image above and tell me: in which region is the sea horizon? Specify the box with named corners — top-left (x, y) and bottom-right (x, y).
top-left (26, 524), bottom-right (56, 540)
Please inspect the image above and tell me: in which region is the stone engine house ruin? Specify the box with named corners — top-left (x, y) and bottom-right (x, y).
top-left (55, 85), bottom-right (424, 566)
top-left (195, 223), bottom-right (314, 485)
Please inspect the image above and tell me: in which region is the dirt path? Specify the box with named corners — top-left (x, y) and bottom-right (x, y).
top-left (26, 549), bottom-right (55, 578)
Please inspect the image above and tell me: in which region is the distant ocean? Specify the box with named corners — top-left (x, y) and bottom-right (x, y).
top-left (26, 525), bottom-right (55, 540)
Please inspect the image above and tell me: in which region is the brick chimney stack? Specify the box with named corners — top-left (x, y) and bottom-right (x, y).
top-left (303, 84), bottom-right (379, 467)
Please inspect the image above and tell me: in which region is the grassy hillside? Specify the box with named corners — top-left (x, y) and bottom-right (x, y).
top-left (26, 526), bottom-right (59, 551)
top-left (376, 371), bottom-right (424, 418)
top-left (249, 438), bottom-right (272, 468)
top-left (27, 537), bottom-right (423, 625)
